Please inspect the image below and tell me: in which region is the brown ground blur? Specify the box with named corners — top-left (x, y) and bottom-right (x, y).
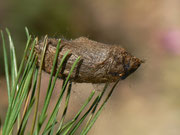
top-left (1, 0), bottom-right (180, 134)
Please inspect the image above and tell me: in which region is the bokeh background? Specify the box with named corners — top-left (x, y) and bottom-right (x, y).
top-left (1, 0), bottom-right (180, 135)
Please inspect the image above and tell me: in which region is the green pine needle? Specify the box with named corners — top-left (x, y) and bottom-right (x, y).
top-left (1, 28), bottom-right (119, 135)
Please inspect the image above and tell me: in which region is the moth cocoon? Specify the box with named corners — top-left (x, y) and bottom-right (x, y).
top-left (35, 37), bottom-right (142, 83)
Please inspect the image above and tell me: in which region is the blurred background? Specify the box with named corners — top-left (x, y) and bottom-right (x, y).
top-left (1, 0), bottom-right (180, 134)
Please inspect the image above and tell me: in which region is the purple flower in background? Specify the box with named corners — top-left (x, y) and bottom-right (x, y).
top-left (160, 29), bottom-right (180, 55)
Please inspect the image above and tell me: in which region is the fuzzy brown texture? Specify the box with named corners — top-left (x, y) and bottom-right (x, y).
top-left (34, 37), bottom-right (142, 83)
